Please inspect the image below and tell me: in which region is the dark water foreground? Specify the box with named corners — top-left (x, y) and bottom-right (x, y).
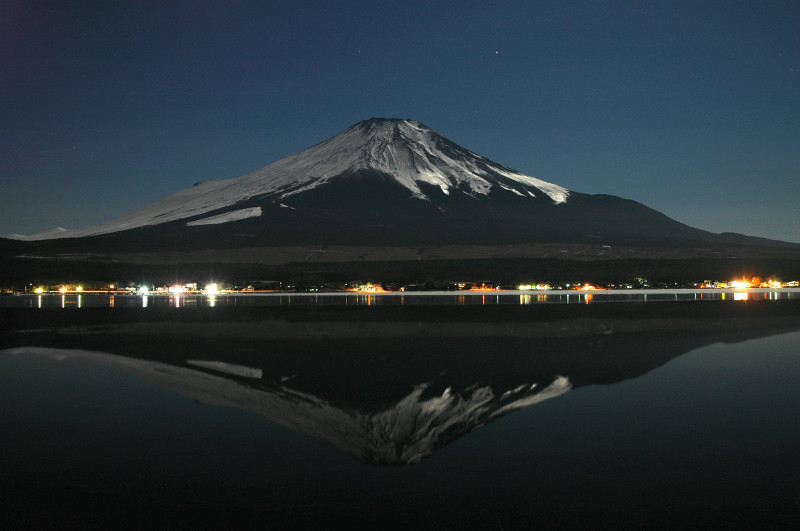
top-left (2, 301), bottom-right (800, 529)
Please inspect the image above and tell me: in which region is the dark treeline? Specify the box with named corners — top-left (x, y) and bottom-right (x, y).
top-left (2, 254), bottom-right (800, 290)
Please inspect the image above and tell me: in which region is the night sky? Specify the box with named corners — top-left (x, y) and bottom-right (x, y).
top-left (2, 1), bottom-right (798, 242)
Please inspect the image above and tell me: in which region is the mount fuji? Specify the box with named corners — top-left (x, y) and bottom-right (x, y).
top-left (6, 118), bottom-right (795, 250)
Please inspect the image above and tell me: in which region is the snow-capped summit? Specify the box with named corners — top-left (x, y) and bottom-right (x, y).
top-left (11, 119), bottom-right (568, 241)
top-left (263, 118), bottom-right (569, 204)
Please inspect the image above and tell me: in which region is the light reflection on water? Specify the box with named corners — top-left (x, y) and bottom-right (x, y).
top-left (1, 289), bottom-right (799, 309)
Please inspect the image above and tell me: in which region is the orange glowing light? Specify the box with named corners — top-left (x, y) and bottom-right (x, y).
top-left (469, 283), bottom-right (498, 291)
top-left (347, 283), bottom-right (386, 293)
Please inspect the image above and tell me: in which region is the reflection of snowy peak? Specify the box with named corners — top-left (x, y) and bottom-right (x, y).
top-left (7, 347), bottom-right (570, 466)
top-left (269, 377), bottom-right (571, 465)
top-left (13, 119), bottom-right (568, 241)
top-left (353, 378), bottom-right (571, 465)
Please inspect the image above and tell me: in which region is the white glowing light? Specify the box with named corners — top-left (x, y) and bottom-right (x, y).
top-left (518, 283), bottom-right (551, 291)
top-left (205, 283), bottom-right (219, 295)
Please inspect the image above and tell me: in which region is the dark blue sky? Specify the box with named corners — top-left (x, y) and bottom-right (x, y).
top-left (2, 0), bottom-right (798, 242)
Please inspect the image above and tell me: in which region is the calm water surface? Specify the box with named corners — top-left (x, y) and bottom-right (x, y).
top-left (2, 309), bottom-right (799, 529)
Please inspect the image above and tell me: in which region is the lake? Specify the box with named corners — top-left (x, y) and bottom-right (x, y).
top-left (2, 301), bottom-right (800, 529)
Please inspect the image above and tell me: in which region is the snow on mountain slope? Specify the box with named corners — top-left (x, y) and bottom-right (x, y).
top-left (10, 179), bottom-right (234, 240)
top-left (10, 119), bottom-right (570, 241)
top-left (267, 118), bottom-right (570, 203)
top-left (185, 207), bottom-right (262, 226)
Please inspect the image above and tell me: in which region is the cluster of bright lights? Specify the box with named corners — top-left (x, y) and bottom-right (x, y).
top-left (729, 278), bottom-right (784, 289)
top-left (517, 284), bottom-right (551, 291)
top-left (204, 283), bottom-right (219, 295)
top-left (469, 283), bottom-right (498, 291)
top-left (17, 276), bottom-right (799, 296)
top-left (348, 283), bottom-right (385, 293)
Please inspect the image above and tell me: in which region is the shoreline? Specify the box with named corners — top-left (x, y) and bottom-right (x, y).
top-left (8, 287), bottom-right (800, 297)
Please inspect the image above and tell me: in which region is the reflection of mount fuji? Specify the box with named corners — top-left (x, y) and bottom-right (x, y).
top-left (9, 346), bottom-right (571, 465)
top-left (4, 314), bottom-right (799, 465)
